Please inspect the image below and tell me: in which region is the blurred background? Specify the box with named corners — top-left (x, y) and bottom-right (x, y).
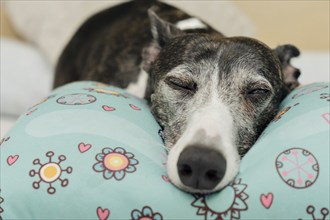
top-left (1, 0), bottom-right (329, 137)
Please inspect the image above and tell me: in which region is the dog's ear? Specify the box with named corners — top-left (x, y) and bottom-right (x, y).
top-left (148, 9), bottom-right (183, 47)
top-left (273, 44), bottom-right (301, 91)
top-left (142, 9), bottom-right (183, 72)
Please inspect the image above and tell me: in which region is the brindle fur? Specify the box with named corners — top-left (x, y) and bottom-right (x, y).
top-left (54, 0), bottom-right (300, 193)
top-left (54, 0), bottom-right (219, 88)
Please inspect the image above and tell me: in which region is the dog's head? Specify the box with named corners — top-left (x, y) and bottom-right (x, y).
top-left (143, 10), bottom-right (301, 194)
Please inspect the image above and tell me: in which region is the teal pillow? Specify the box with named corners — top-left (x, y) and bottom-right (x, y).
top-left (1, 81), bottom-right (329, 219)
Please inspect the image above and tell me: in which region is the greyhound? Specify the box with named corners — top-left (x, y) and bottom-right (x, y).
top-left (54, 0), bottom-right (301, 194)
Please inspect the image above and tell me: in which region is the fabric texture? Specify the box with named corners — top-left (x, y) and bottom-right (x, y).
top-left (4, 1), bottom-right (255, 65)
top-left (1, 81), bottom-right (329, 219)
top-left (0, 38), bottom-right (53, 116)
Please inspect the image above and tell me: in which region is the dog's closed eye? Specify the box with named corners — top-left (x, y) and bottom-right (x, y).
top-left (165, 76), bottom-right (197, 93)
top-left (246, 83), bottom-right (272, 103)
top-left (248, 88), bottom-right (270, 95)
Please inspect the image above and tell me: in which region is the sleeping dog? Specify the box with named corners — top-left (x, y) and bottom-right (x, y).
top-left (54, 0), bottom-right (301, 194)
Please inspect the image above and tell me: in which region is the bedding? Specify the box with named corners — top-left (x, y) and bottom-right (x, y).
top-left (1, 81), bottom-right (329, 219)
top-left (0, 37), bottom-right (53, 137)
top-left (4, 1), bottom-right (255, 65)
top-left (0, 38), bottom-right (53, 117)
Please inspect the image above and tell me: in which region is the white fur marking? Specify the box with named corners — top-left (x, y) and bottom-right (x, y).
top-left (167, 68), bottom-right (240, 193)
top-left (167, 101), bottom-right (240, 193)
top-left (126, 70), bottom-right (149, 98)
top-left (176, 17), bottom-right (207, 30)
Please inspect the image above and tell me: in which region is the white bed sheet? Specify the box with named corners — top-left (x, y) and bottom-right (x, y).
top-left (293, 51), bottom-right (330, 84)
top-left (1, 38), bottom-right (53, 137)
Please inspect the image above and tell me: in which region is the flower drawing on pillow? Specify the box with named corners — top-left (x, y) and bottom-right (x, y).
top-left (93, 147), bottom-right (139, 180)
top-left (191, 178), bottom-right (249, 219)
top-left (131, 206), bottom-right (163, 220)
top-left (29, 151), bottom-right (73, 195)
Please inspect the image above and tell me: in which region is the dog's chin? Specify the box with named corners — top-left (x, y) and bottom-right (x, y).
top-left (172, 182), bottom-right (219, 195)
top-left (169, 179), bottom-right (227, 195)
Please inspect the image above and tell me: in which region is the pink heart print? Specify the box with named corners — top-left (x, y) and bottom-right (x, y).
top-left (162, 175), bottom-right (171, 183)
top-left (102, 105), bottom-right (116, 111)
top-left (260, 193), bottom-right (274, 209)
top-left (322, 113), bottom-right (330, 124)
top-left (129, 104), bottom-right (141, 111)
top-left (97, 207), bottom-right (110, 220)
top-left (7, 155), bottom-right (19, 166)
top-left (78, 143), bottom-right (91, 153)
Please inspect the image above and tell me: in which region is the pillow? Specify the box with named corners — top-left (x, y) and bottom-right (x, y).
top-left (0, 38), bottom-right (53, 117)
top-left (1, 81), bottom-right (329, 219)
top-left (4, 1), bottom-right (255, 65)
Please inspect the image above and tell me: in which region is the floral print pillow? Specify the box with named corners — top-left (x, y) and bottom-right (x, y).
top-left (1, 81), bottom-right (329, 220)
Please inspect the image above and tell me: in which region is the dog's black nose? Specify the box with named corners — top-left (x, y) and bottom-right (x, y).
top-left (177, 147), bottom-right (226, 190)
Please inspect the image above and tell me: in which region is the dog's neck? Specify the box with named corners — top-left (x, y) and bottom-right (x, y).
top-left (125, 70), bottom-right (149, 98)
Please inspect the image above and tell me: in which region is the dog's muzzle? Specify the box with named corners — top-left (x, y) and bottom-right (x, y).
top-left (166, 102), bottom-right (240, 193)
top-left (177, 146), bottom-right (226, 190)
